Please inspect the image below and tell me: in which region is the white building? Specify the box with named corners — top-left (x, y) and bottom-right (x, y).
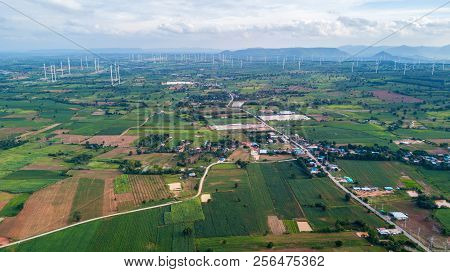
top-left (389, 212), bottom-right (408, 220)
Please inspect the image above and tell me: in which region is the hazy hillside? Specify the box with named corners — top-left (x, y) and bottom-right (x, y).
top-left (221, 47), bottom-right (349, 60)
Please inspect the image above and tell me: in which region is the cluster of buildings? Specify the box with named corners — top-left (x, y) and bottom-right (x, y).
top-left (401, 152), bottom-right (449, 168)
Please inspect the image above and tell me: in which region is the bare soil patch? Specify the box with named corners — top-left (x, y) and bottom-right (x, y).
top-left (406, 190), bottom-right (419, 198)
top-left (228, 148), bottom-right (250, 162)
top-left (268, 215), bottom-right (286, 235)
top-left (435, 200), bottom-right (450, 208)
top-left (53, 134), bottom-right (90, 144)
top-left (372, 90), bottom-right (423, 103)
top-left (260, 154), bottom-right (293, 161)
top-left (201, 194), bottom-right (211, 203)
top-left (354, 190), bottom-right (393, 198)
top-left (308, 114), bottom-right (328, 122)
top-left (82, 135), bottom-right (138, 147)
top-left (297, 221), bottom-right (313, 232)
top-left (0, 236), bottom-right (10, 246)
top-left (97, 147), bottom-right (136, 159)
top-left (0, 178), bottom-right (78, 240)
top-left (0, 127), bottom-right (29, 139)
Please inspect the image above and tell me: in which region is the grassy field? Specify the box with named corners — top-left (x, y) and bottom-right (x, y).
top-left (195, 164), bottom-right (269, 237)
top-left (0, 170), bottom-right (66, 193)
top-left (113, 174), bottom-right (130, 194)
top-left (70, 178), bottom-right (105, 222)
top-left (0, 193), bottom-right (29, 217)
top-left (249, 163), bottom-right (304, 219)
top-left (434, 209), bottom-right (450, 234)
top-left (2, 199), bottom-right (208, 251)
top-left (195, 232), bottom-right (386, 252)
top-left (337, 160), bottom-right (423, 187)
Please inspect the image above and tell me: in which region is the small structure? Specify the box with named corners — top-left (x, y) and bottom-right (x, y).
top-left (384, 186), bottom-right (394, 191)
top-left (259, 149), bottom-right (268, 155)
top-left (344, 176), bottom-right (354, 183)
top-left (188, 172), bottom-right (196, 177)
top-left (389, 212), bottom-right (408, 221)
top-left (377, 228), bottom-right (402, 235)
top-left (279, 110), bottom-right (294, 115)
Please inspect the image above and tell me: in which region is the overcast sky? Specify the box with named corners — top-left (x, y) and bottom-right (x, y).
top-left (0, 0), bottom-right (449, 51)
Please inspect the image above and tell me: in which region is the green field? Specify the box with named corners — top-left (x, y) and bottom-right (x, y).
top-left (195, 164), bottom-right (269, 237)
top-left (195, 232), bottom-right (386, 252)
top-left (434, 209), bottom-right (450, 234)
top-left (0, 193), bottom-right (30, 217)
top-left (70, 178), bottom-right (105, 222)
top-left (113, 174), bottom-right (130, 194)
top-left (0, 170), bottom-right (66, 193)
top-left (337, 160), bottom-right (423, 187)
top-left (2, 199), bottom-right (207, 252)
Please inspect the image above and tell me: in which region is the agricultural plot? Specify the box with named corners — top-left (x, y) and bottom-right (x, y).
top-left (0, 170), bottom-right (67, 193)
top-left (0, 193), bottom-right (29, 217)
top-left (128, 175), bottom-right (172, 205)
top-left (337, 160), bottom-right (423, 188)
top-left (70, 178), bottom-right (105, 222)
top-left (0, 178), bottom-right (77, 240)
top-left (195, 164), bottom-right (270, 237)
top-left (164, 198), bottom-right (204, 224)
top-left (249, 162), bottom-right (305, 219)
top-left (2, 207), bottom-right (171, 252)
top-left (434, 209), bottom-right (450, 234)
top-left (288, 176), bottom-right (385, 230)
top-left (290, 121), bottom-right (396, 146)
top-left (115, 175), bottom-right (173, 210)
top-left (195, 232), bottom-right (386, 252)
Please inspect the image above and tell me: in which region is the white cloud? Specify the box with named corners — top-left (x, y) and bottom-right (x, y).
top-left (0, 0), bottom-right (448, 49)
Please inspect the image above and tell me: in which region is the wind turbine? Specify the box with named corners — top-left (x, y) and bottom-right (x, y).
top-left (43, 63), bottom-right (47, 80)
top-left (110, 65), bottom-right (114, 86)
top-left (67, 57), bottom-right (71, 74)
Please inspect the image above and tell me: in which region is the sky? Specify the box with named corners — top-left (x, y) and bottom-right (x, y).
top-left (0, 0), bottom-right (449, 51)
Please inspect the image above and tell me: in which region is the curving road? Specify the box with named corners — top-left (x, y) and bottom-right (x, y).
top-left (0, 160), bottom-right (224, 249)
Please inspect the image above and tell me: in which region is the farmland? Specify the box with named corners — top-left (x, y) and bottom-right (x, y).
top-left (0, 51), bottom-right (447, 253)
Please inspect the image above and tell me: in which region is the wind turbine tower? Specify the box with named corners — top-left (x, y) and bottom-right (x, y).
top-left (43, 63), bottom-right (47, 80)
top-left (67, 57), bottom-right (71, 74)
top-left (110, 65), bottom-right (114, 86)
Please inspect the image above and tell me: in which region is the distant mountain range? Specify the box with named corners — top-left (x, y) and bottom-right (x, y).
top-left (339, 45), bottom-right (450, 60)
top-left (220, 45), bottom-right (450, 61)
top-left (220, 47), bottom-right (348, 60)
top-left (2, 45), bottom-right (449, 61)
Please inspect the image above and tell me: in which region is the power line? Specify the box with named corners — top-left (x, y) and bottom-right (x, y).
top-left (344, 1), bottom-right (450, 61)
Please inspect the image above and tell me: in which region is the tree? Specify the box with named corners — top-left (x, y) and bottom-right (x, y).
top-left (345, 193), bottom-right (351, 202)
top-left (72, 211), bottom-right (81, 222)
top-left (335, 240), bottom-right (343, 247)
top-left (266, 242), bottom-right (274, 249)
top-left (182, 227), bottom-right (193, 236)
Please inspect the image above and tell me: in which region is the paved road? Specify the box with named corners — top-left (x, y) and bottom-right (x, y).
top-left (230, 93), bottom-right (431, 252)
